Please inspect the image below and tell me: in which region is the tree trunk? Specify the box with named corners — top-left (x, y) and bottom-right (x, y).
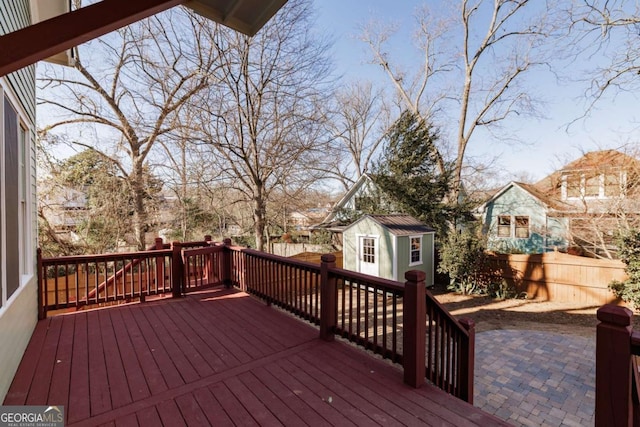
top-left (253, 196), bottom-right (266, 251)
top-left (131, 159), bottom-right (147, 251)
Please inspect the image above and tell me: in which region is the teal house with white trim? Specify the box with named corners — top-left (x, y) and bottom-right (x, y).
top-left (478, 181), bottom-right (569, 254)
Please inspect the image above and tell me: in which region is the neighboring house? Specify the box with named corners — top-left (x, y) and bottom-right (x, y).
top-left (0, 0), bottom-right (286, 403)
top-left (39, 183), bottom-right (88, 230)
top-left (479, 150), bottom-right (640, 256)
top-left (342, 214), bottom-right (435, 286)
top-left (317, 174), bottom-right (397, 234)
top-left (478, 182), bottom-right (570, 254)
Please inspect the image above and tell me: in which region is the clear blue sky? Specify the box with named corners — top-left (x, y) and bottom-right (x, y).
top-left (313, 0), bottom-right (640, 184)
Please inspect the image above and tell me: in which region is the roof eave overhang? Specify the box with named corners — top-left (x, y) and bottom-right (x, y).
top-left (0, 0), bottom-right (287, 77)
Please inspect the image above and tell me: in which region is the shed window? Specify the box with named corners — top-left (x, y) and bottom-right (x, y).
top-left (497, 216), bottom-right (511, 237)
top-left (409, 236), bottom-right (422, 265)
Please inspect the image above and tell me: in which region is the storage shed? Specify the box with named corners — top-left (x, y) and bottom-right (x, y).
top-left (342, 214), bottom-right (435, 286)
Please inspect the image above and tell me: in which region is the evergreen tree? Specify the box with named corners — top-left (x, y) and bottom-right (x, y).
top-left (372, 111), bottom-right (453, 236)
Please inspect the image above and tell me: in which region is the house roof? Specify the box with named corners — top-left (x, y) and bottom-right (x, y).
top-left (0, 0), bottom-right (288, 77)
top-left (348, 214), bottom-right (435, 236)
top-left (481, 150), bottom-right (640, 214)
top-left (559, 149), bottom-right (640, 172)
top-left (479, 181), bottom-right (572, 213)
top-left (320, 173), bottom-right (375, 224)
top-left (535, 149), bottom-right (640, 193)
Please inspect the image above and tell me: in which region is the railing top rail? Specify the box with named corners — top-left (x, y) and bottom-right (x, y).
top-left (232, 247), bottom-right (322, 272)
top-left (40, 248), bottom-right (173, 264)
top-left (182, 245), bottom-right (224, 257)
top-left (177, 240), bottom-right (213, 249)
top-left (327, 266), bottom-right (405, 293)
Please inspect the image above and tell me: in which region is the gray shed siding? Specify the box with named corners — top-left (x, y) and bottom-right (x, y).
top-left (342, 218), bottom-right (394, 280)
top-left (343, 217), bottom-right (434, 285)
top-left (395, 233), bottom-right (434, 286)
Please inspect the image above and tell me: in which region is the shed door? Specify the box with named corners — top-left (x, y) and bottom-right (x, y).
top-left (358, 236), bottom-right (379, 277)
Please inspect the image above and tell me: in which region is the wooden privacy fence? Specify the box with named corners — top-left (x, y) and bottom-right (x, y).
top-left (485, 251), bottom-right (627, 304)
top-left (38, 238), bottom-right (475, 403)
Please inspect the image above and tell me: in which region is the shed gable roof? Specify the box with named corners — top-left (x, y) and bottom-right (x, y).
top-left (347, 214), bottom-right (434, 236)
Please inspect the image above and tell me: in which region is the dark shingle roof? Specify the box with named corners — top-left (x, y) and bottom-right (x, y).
top-left (366, 214), bottom-right (435, 236)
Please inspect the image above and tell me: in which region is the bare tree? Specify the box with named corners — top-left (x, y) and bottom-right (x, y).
top-left (362, 1), bottom-right (559, 203)
top-left (193, 0), bottom-right (332, 251)
top-left (324, 81), bottom-right (389, 190)
top-left (38, 7), bottom-right (219, 250)
top-left (568, 1), bottom-right (640, 109)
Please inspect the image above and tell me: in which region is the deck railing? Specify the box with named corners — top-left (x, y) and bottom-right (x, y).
top-left (595, 304), bottom-right (640, 426)
top-left (37, 248), bottom-right (174, 317)
top-left (37, 237), bottom-right (216, 317)
top-left (230, 249), bottom-right (475, 402)
top-left (38, 239), bottom-right (475, 402)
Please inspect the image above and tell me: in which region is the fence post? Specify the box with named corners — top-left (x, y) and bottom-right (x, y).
top-left (222, 238), bottom-right (232, 288)
top-left (403, 270), bottom-right (426, 388)
top-left (459, 318), bottom-right (476, 404)
top-left (37, 248), bottom-right (45, 320)
top-left (320, 253), bottom-right (337, 341)
top-left (171, 241), bottom-right (183, 298)
top-left (596, 304), bottom-right (633, 427)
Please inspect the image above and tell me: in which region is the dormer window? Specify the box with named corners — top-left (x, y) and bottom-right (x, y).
top-left (561, 170), bottom-right (626, 200)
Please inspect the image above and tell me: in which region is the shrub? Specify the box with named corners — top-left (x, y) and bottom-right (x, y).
top-left (609, 229), bottom-right (640, 310)
top-left (438, 228), bottom-right (493, 294)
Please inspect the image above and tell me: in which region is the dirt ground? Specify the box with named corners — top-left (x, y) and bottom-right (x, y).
top-left (430, 285), bottom-right (640, 339)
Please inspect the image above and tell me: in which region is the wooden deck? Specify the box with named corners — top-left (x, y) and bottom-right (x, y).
top-left (4, 287), bottom-right (507, 426)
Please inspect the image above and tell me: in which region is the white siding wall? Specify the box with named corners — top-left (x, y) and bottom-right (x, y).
top-left (0, 0), bottom-right (38, 402)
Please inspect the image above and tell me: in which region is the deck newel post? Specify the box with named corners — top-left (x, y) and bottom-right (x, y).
top-left (596, 304), bottom-right (633, 427)
top-left (459, 318), bottom-right (476, 404)
top-left (171, 241), bottom-right (183, 298)
top-left (403, 270), bottom-right (426, 388)
top-left (222, 238), bottom-right (233, 288)
top-left (320, 253), bottom-right (337, 341)
top-left (37, 247), bottom-right (45, 319)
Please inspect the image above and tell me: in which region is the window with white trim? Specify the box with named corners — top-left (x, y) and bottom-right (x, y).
top-left (514, 216), bottom-right (530, 238)
top-left (562, 170), bottom-right (626, 200)
top-left (1, 93), bottom-right (32, 307)
top-left (497, 215), bottom-right (530, 239)
top-left (409, 235), bottom-right (422, 265)
top-left (497, 216), bottom-right (511, 237)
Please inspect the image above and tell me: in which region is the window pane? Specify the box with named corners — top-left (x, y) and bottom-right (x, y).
top-left (515, 216), bottom-right (529, 238)
top-left (362, 238), bottom-right (375, 263)
top-left (566, 174), bottom-right (580, 198)
top-left (4, 97), bottom-right (19, 298)
top-left (497, 216), bottom-right (511, 237)
top-left (585, 174), bottom-right (599, 197)
top-left (410, 237), bottom-right (421, 263)
top-left (604, 173), bottom-right (620, 197)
